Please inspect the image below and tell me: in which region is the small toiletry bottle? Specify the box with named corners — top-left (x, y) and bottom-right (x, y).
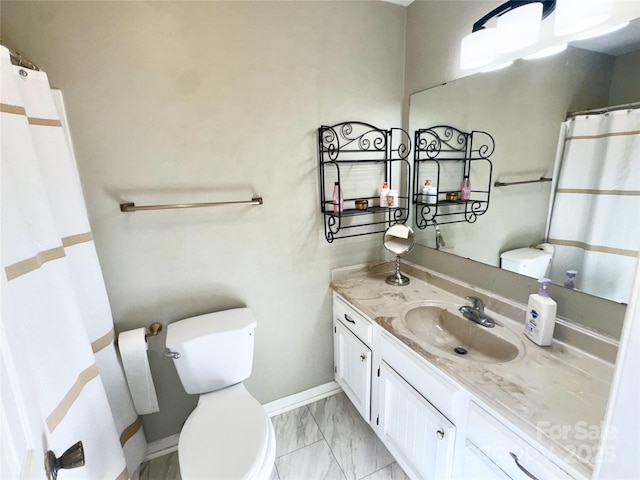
top-left (564, 270), bottom-right (577, 289)
top-left (424, 180), bottom-right (437, 205)
top-left (422, 179), bottom-right (430, 198)
top-left (461, 176), bottom-right (471, 200)
top-left (524, 278), bottom-right (557, 346)
top-left (387, 189), bottom-right (398, 207)
top-left (332, 182), bottom-right (344, 213)
top-left (380, 182), bottom-right (390, 207)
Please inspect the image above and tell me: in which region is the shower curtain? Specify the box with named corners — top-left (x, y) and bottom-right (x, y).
top-left (1, 46), bottom-right (146, 478)
top-left (547, 108), bottom-right (640, 303)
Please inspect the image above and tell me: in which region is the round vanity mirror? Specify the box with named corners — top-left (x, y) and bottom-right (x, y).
top-left (383, 225), bottom-right (415, 286)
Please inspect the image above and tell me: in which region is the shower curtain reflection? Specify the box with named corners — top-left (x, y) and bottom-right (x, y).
top-left (547, 108), bottom-right (640, 303)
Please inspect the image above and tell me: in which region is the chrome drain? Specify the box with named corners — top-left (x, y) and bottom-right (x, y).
top-left (453, 347), bottom-right (468, 355)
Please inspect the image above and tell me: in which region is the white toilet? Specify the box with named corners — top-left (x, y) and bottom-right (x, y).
top-left (165, 308), bottom-right (276, 480)
top-left (500, 245), bottom-right (553, 279)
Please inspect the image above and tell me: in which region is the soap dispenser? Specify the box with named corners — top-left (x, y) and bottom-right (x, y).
top-left (524, 278), bottom-right (557, 346)
top-left (564, 270), bottom-right (577, 289)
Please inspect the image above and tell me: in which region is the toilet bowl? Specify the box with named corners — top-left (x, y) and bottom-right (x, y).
top-left (179, 384), bottom-right (276, 480)
top-left (166, 309), bottom-right (276, 480)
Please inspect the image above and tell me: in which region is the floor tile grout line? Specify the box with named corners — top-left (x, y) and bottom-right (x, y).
top-left (307, 395), bottom-right (353, 480)
top-left (273, 458), bottom-right (281, 480)
top-left (312, 393), bottom-right (398, 480)
top-left (274, 404), bottom-right (328, 459)
top-left (358, 461), bottom-right (402, 480)
top-left (275, 437), bottom-right (326, 461)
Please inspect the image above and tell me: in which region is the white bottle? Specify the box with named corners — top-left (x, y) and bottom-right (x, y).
top-left (423, 179), bottom-right (437, 205)
top-left (524, 278), bottom-right (557, 346)
top-left (380, 182), bottom-right (390, 207)
top-left (387, 189), bottom-right (398, 207)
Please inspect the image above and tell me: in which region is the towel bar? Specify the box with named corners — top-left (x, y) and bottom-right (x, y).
top-left (120, 197), bottom-right (263, 212)
top-left (494, 177), bottom-right (551, 187)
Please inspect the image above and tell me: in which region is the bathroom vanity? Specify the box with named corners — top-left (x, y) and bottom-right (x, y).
top-left (331, 262), bottom-right (615, 480)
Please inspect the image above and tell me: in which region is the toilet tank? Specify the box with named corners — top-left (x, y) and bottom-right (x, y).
top-left (500, 247), bottom-right (552, 279)
top-left (166, 308), bottom-right (256, 394)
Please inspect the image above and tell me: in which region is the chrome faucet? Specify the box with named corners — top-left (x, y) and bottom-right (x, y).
top-left (434, 220), bottom-right (446, 250)
top-left (459, 296), bottom-right (499, 328)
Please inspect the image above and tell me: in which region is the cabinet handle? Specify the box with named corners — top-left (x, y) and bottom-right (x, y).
top-left (360, 354), bottom-right (366, 362)
top-left (510, 452), bottom-right (539, 480)
top-left (344, 314), bottom-right (356, 324)
top-left (436, 430), bottom-right (444, 439)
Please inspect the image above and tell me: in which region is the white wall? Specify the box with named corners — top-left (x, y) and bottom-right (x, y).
top-left (0, 0), bottom-right (406, 441)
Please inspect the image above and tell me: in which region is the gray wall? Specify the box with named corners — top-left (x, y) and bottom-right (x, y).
top-left (0, 0), bottom-right (406, 442)
top-left (609, 49), bottom-right (640, 105)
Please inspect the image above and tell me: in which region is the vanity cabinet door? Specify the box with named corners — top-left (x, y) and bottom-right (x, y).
top-left (333, 320), bottom-right (371, 421)
top-left (377, 362), bottom-right (455, 480)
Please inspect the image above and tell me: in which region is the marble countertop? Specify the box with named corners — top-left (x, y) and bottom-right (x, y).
top-left (331, 262), bottom-right (615, 477)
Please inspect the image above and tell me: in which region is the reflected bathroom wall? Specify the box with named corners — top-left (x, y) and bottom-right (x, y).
top-left (409, 42), bottom-right (640, 304)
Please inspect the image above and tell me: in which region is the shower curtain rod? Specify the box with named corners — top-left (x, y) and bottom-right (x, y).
top-left (566, 101), bottom-right (640, 119)
top-left (1, 42), bottom-right (40, 71)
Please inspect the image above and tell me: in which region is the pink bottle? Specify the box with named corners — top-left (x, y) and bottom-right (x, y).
top-left (333, 182), bottom-right (344, 213)
top-left (461, 176), bottom-right (471, 200)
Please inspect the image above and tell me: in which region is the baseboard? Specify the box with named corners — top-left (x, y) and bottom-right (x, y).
top-left (145, 433), bottom-right (180, 461)
top-left (143, 381), bottom-right (342, 462)
top-left (263, 381), bottom-right (342, 417)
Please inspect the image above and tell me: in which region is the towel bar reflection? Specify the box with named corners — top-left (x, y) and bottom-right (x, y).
top-left (120, 197), bottom-right (263, 212)
top-left (494, 177), bottom-right (551, 187)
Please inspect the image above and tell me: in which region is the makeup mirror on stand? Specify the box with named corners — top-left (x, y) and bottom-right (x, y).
top-left (383, 224), bottom-right (416, 286)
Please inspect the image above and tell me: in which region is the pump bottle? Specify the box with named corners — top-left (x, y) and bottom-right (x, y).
top-left (524, 278), bottom-right (557, 346)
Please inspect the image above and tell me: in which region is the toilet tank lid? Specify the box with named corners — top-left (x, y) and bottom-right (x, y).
top-left (500, 247), bottom-right (552, 261)
top-left (166, 308), bottom-right (256, 347)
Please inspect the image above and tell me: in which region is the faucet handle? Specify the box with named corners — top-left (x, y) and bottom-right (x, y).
top-left (465, 296), bottom-right (484, 312)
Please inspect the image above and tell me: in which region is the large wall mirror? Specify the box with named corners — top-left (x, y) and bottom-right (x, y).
top-left (409, 18), bottom-right (640, 305)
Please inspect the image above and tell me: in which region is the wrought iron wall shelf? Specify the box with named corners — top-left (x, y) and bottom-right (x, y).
top-left (413, 125), bottom-right (494, 228)
top-left (318, 122), bottom-right (411, 243)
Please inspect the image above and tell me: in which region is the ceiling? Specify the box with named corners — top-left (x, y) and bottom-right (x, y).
top-left (380, 0), bottom-right (414, 7)
top-left (571, 18), bottom-right (640, 56)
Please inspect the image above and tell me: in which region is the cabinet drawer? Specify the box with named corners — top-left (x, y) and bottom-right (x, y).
top-left (467, 403), bottom-right (574, 480)
top-left (461, 441), bottom-right (511, 480)
top-left (333, 294), bottom-right (373, 346)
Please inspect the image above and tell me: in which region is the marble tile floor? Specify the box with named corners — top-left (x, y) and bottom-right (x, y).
top-left (139, 391), bottom-right (408, 480)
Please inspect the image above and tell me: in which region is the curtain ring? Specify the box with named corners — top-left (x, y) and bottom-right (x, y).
top-left (19, 69), bottom-right (28, 77)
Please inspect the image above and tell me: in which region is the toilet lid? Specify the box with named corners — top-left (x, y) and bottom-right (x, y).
top-left (179, 387), bottom-right (270, 480)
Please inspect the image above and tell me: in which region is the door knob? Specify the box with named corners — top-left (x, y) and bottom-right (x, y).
top-left (360, 354), bottom-right (366, 361)
top-left (45, 441), bottom-right (85, 480)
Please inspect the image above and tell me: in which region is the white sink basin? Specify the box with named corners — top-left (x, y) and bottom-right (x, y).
top-left (397, 301), bottom-right (524, 363)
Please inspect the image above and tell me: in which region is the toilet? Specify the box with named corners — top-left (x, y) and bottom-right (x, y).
top-left (500, 245), bottom-right (553, 279)
top-left (165, 308), bottom-right (276, 480)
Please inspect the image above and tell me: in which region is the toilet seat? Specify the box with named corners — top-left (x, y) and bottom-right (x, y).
top-left (179, 384), bottom-right (275, 480)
